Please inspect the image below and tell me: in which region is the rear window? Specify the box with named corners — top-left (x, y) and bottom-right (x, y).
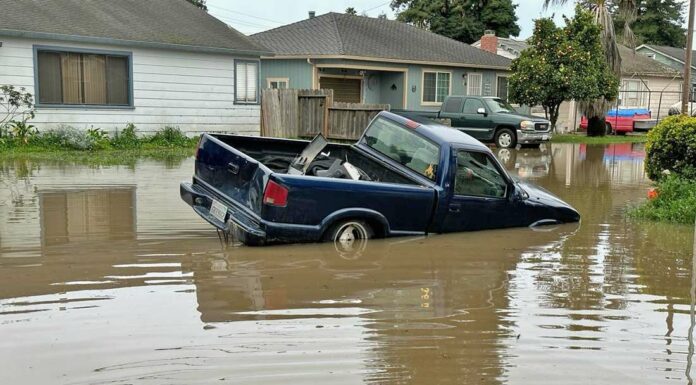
top-left (363, 117), bottom-right (440, 180)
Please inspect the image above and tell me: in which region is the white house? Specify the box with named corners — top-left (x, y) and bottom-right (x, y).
top-left (0, 0), bottom-right (271, 135)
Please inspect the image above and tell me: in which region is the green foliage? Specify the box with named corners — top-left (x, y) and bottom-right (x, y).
top-left (508, 7), bottom-right (619, 130)
top-left (185, 0), bottom-right (207, 11)
top-left (645, 115), bottom-right (696, 180)
top-left (345, 7), bottom-right (358, 15)
top-left (390, 0), bottom-right (520, 43)
top-left (0, 85), bottom-right (35, 130)
top-left (629, 176), bottom-right (696, 224)
top-left (613, 0), bottom-right (685, 48)
top-left (9, 120), bottom-right (38, 145)
top-left (146, 126), bottom-right (196, 148)
top-left (111, 123), bottom-right (140, 149)
top-left (38, 125), bottom-right (105, 151)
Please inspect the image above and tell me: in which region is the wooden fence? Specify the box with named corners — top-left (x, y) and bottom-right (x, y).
top-left (260, 89), bottom-right (389, 140)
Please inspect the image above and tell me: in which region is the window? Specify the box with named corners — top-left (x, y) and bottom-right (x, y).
top-left (463, 98), bottom-right (485, 114)
top-left (422, 71), bottom-right (450, 104)
top-left (363, 117), bottom-right (441, 180)
top-left (467, 73), bottom-right (483, 96)
top-left (496, 76), bottom-right (509, 101)
top-left (442, 97), bottom-right (464, 113)
top-left (454, 150), bottom-right (507, 198)
top-left (267, 78), bottom-right (289, 89)
top-left (235, 61), bottom-right (259, 104)
top-left (35, 48), bottom-right (131, 106)
top-left (621, 79), bottom-right (647, 107)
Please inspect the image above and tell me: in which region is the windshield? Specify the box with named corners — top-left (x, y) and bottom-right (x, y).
top-left (363, 117), bottom-right (441, 181)
top-left (485, 98), bottom-right (516, 113)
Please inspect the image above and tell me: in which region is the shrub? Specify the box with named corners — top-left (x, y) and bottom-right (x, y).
top-left (111, 123), bottom-right (140, 149)
top-left (147, 126), bottom-right (193, 148)
top-left (630, 175), bottom-right (696, 224)
top-left (645, 115), bottom-right (696, 180)
top-left (39, 125), bottom-right (101, 150)
top-left (9, 120), bottom-right (38, 145)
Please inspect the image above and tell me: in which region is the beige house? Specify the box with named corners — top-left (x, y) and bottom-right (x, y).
top-left (473, 34), bottom-right (683, 132)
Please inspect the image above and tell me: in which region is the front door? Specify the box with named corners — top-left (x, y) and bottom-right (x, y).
top-left (460, 98), bottom-right (494, 140)
top-left (441, 149), bottom-right (513, 232)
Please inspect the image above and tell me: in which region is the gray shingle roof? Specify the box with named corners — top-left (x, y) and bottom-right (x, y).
top-left (640, 44), bottom-right (695, 67)
top-left (251, 13), bottom-right (511, 69)
top-left (0, 0), bottom-right (270, 55)
top-left (619, 45), bottom-right (681, 77)
top-left (472, 37), bottom-right (529, 57)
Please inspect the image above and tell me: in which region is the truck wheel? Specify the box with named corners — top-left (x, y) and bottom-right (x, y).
top-left (325, 220), bottom-right (373, 257)
top-left (605, 122), bottom-right (614, 135)
top-left (495, 128), bottom-right (516, 148)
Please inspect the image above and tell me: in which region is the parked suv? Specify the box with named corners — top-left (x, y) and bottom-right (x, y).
top-left (395, 96), bottom-right (552, 148)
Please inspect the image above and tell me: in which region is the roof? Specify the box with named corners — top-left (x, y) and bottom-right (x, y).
top-left (251, 13), bottom-right (511, 69)
top-left (0, 0), bottom-right (270, 56)
top-left (472, 37), bottom-right (529, 57)
top-left (618, 45), bottom-right (681, 78)
top-left (638, 44), bottom-right (695, 67)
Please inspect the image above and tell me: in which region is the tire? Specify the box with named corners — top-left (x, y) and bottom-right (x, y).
top-left (605, 122), bottom-right (614, 135)
top-left (495, 128), bottom-right (516, 149)
top-left (324, 220), bottom-right (373, 258)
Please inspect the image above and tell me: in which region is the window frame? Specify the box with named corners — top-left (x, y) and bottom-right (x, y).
top-left (234, 59), bottom-right (260, 105)
top-left (452, 148), bottom-right (510, 199)
top-left (495, 75), bottom-right (509, 101)
top-left (267, 77), bottom-right (289, 89)
top-left (421, 69), bottom-right (452, 106)
top-left (467, 73), bottom-right (483, 96)
top-left (621, 79), bottom-right (648, 107)
top-left (32, 45), bottom-right (134, 109)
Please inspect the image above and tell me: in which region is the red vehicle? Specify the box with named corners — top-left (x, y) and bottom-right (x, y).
top-left (580, 108), bottom-right (653, 134)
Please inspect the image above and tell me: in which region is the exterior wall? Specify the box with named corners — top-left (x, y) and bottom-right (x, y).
top-left (258, 59), bottom-right (313, 89)
top-left (0, 37), bottom-right (260, 135)
top-left (379, 71), bottom-right (405, 109)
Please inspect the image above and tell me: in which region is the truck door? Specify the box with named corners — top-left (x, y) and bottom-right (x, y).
top-left (460, 98), bottom-right (494, 140)
top-left (440, 149), bottom-right (515, 232)
top-left (439, 97), bottom-right (465, 128)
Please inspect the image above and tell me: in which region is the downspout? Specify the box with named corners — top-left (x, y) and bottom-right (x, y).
top-left (307, 58), bottom-right (316, 89)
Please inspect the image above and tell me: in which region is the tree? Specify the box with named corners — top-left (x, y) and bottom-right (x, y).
top-left (186, 0), bottom-right (207, 11)
top-left (0, 85), bottom-right (35, 134)
top-left (544, 0), bottom-right (634, 136)
top-left (390, 0), bottom-right (520, 44)
top-left (345, 7), bottom-right (358, 15)
top-left (377, 11), bottom-right (389, 19)
top-left (615, 0), bottom-right (685, 47)
top-left (509, 9), bottom-right (619, 131)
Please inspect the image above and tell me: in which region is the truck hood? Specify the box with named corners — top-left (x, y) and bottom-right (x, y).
top-left (501, 111), bottom-right (550, 123)
top-left (517, 181), bottom-right (581, 224)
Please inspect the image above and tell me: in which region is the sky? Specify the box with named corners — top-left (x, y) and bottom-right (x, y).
top-left (206, 0), bottom-right (577, 39)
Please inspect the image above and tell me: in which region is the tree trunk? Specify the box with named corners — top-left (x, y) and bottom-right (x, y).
top-left (586, 116), bottom-right (606, 137)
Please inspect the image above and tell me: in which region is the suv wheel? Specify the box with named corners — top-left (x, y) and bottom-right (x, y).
top-left (495, 128), bottom-right (516, 148)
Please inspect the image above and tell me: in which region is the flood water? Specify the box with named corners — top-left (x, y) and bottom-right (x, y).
top-left (1, 143), bottom-right (694, 384)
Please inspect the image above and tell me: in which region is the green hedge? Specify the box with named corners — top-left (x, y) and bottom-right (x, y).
top-left (645, 115), bottom-right (696, 180)
top-left (629, 175), bottom-right (696, 224)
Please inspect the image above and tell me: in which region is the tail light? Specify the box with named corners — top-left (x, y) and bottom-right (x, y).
top-left (263, 180), bottom-right (288, 207)
top-left (195, 135), bottom-right (203, 159)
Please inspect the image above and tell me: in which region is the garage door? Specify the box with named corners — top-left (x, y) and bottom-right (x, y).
top-left (319, 77), bottom-right (362, 103)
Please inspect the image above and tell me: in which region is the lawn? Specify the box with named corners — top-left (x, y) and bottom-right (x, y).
top-left (551, 133), bottom-right (648, 144)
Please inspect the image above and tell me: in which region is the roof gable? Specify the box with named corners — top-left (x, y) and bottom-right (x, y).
top-left (0, 0), bottom-right (270, 55)
top-left (252, 13), bottom-right (511, 69)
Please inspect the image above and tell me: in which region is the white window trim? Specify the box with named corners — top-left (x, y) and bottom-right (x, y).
top-left (234, 59), bottom-right (259, 105)
top-left (421, 69), bottom-right (452, 106)
top-left (621, 78), bottom-right (648, 107)
top-left (267, 77), bottom-right (289, 89)
top-left (467, 73), bottom-right (483, 96)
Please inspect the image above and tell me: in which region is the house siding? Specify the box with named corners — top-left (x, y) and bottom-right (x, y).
top-left (0, 37), bottom-right (260, 135)
top-left (259, 59), bottom-right (314, 89)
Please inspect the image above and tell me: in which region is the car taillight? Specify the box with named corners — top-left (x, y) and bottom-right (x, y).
top-left (195, 135), bottom-right (203, 159)
top-left (263, 180), bottom-right (288, 207)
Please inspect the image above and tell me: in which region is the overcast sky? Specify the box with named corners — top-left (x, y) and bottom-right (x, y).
top-left (207, 0), bottom-right (577, 39)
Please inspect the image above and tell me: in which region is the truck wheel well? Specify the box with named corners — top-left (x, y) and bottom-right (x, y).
top-left (495, 125), bottom-right (516, 133)
top-left (322, 217), bottom-right (387, 239)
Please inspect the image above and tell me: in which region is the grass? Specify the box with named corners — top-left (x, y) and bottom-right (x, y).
top-left (552, 133), bottom-right (648, 144)
top-left (629, 176), bottom-right (696, 225)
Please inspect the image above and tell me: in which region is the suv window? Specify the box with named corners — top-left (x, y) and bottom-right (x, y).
top-left (363, 117), bottom-right (441, 180)
top-left (454, 150), bottom-right (507, 198)
top-left (463, 99), bottom-right (485, 114)
top-left (442, 97), bottom-right (464, 113)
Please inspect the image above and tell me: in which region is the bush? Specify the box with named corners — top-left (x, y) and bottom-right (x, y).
top-left (111, 123), bottom-right (140, 149)
top-left (147, 126), bottom-right (191, 147)
top-left (630, 175), bottom-right (696, 224)
top-left (38, 125), bottom-right (102, 150)
top-left (645, 115), bottom-right (696, 180)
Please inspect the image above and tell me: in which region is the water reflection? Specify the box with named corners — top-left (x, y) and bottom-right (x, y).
top-left (0, 144), bottom-right (694, 384)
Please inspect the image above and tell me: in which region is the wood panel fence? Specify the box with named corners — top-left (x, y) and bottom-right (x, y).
top-left (261, 89), bottom-right (389, 141)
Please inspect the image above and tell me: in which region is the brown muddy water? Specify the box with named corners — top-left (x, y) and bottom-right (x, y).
top-left (0, 143), bottom-right (694, 385)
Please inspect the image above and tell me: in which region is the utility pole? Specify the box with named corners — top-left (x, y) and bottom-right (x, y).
top-left (682, 0), bottom-right (696, 115)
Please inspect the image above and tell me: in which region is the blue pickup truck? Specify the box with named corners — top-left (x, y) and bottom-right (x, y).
top-left (180, 112), bottom-right (579, 247)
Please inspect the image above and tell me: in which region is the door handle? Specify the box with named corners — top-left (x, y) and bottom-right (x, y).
top-left (227, 162), bottom-right (240, 175)
top-left (448, 204), bottom-right (461, 213)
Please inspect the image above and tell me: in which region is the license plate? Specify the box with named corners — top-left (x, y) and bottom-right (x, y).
top-left (209, 199), bottom-right (228, 223)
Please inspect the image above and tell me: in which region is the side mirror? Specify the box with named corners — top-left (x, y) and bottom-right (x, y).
top-left (476, 107), bottom-right (487, 115)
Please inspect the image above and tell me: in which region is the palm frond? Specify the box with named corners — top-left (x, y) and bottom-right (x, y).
top-left (543, 0), bottom-right (570, 10)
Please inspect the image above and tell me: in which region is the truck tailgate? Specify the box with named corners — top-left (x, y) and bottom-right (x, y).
top-left (194, 134), bottom-right (270, 215)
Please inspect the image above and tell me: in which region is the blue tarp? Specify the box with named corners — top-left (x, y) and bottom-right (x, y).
top-left (607, 108), bottom-right (650, 117)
